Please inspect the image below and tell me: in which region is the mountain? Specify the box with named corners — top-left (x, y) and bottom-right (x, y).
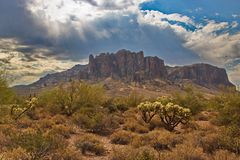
top-left (13, 49), bottom-right (235, 95)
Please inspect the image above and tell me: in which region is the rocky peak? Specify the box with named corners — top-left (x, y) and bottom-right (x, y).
top-left (88, 49), bottom-right (167, 81)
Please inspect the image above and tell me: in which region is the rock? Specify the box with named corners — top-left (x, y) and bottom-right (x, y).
top-left (88, 49), bottom-right (167, 82)
top-left (167, 63), bottom-right (234, 87)
top-left (13, 49), bottom-right (235, 92)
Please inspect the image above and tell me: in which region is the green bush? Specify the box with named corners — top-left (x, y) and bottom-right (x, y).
top-left (73, 108), bottom-right (119, 135)
top-left (0, 68), bottom-right (15, 105)
top-left (39, 81), bottom-right (105, 116)
top-left (219, 125), bottom-right (240, 154)
top-left (172, 87), bottom-right (206, 115)
top-left (214, 92), bottom-right (240, 126)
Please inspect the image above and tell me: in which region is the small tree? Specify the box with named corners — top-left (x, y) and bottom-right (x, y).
top-left (158, 102), bottom-right (191, 131)
top-left (39, 81), bottom-right (105, 116)
top-left (0, 68), bottom-right (15, 105)
top-left (137, 101), bottom-right (161, 123)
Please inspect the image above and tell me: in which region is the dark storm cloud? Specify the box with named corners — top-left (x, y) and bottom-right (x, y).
top-left (52, 13), bottom-right (200, 64)
top-left (0, 0), bottom-right (57, 56)
top-left (0, 0), bottom-right (200, 64)
top-left (0, 0), bottom-right (45, 40)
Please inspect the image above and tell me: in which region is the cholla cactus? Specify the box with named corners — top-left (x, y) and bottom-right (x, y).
top-left (25, 97), bottom-right (38, 109)
top-left (159, 102), bottom-right (191, 131)
top-left (137, 99), bottom-right (191, 131)
top-left (157, 96), bottom-right (173, 105)
top-left (11, 97), bottom-right (39, 120)
top-left (137, 101), bottom-right (162, 123)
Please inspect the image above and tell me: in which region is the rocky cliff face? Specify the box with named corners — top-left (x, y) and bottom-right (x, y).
top-left (167, 64), bottom-right (234, 87)
top-left (88, 49), bottom-right (167, 82)
top-left (14, 49), bottom-right (234, 91)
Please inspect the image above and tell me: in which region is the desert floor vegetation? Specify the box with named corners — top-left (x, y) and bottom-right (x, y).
top-left (0, 75), bottom-right (240, 160)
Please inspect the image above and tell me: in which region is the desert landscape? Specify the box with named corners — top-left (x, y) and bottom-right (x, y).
top-left (0, 50), bottom-right (240, 160)
top-left (0, 0), bottom-right (240, 159)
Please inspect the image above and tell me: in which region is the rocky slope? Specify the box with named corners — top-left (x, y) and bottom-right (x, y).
top-left (14, 49), bottom-right (235, 94)
top-left (167, 64), bottom-right (234, 87)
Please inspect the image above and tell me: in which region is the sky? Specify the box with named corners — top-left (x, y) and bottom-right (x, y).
top-left (0, 0), bottom-right (239, 86)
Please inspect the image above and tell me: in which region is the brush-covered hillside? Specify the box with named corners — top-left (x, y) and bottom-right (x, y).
top-left (1, 68), bottom-right (240, 160)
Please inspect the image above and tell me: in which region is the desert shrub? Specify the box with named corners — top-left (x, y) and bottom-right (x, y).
top-left (2, 147), bottom-right (30, 160)
top-left (73, 108), bottom-right (119, 135)
top-left (105, 92), bottom-right (144, 113)
top-left (160, 144), bottom-right (207, 160)
top-left (35, 118), bottom-right (54, 130)
top-left (10, 130), bottom-right (66, 160)
top-left (51, 114), bottom-right (67, 125)
top-left (0, 68), bottom-right (15, 105)
top-left (0, 124), bottom-right (18, 136)
top-left (0, 105), bottom-right (14, 124)
top-left (123, 118), bottom-right (149, 134)
top-left (134, 147), bottom-right (158, 160)
top-left (125, 92), bottom-right (144, 108)
top-left (112, 97), bottom-right (129, 112)
top-left (0, 131), bottom-right (11, 152)
top-left (214, 92), bottom-right (240, 126)
top-left (52, 148), bottom-right (82, 160)
top-left (180, 121), bottom-right (200, 132)
top-left (173, 87), bottom-right (206, 115)
top-left (15, 117), bottom-right (33, 129)
top-left (39, 81), bottom-right (105, 116)
top-left (194, 112), bottom-right (209, 121)
top-left (199, 133), bottom-right (221, 154)
top-left (110, 130), bottom-right (135, 145)
top-left (219, 125), bottom-right (240, 154)
top-left (132, 130), bottom-right (183, 149)
top-left (75, 134), bottom-right (105, 156)
top-left (49, 124), bottom-right (75, 139)
top-left (211, 150), bottom-right (240, 160)
top-left (112, 146), bottom-right (157, 160)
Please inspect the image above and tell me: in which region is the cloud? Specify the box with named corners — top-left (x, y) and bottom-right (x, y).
top-left (139, 10), bottom-right (240, 65)
top-left (0, 0), bottom-right (239, 85)
top-left (227, 59), bottom-right (240, 86)
top-left (0, 38), bottom-right (85, 86)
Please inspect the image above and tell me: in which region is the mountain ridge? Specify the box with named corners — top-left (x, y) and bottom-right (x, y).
top-left (13, 49), bottom-right (235, 94)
